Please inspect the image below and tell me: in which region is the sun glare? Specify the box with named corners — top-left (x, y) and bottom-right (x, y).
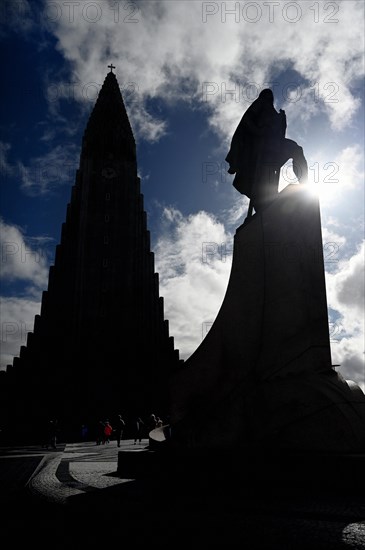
top-left (279, 161), bottom-right (341, 206)
top-left (305, 180), bottom-right (341, 205)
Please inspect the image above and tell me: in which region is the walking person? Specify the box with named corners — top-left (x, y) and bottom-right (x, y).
top-left (134, 417), bottom-right (144, 444)
top-left (96, 421), bottom-right (104, 445)
top-left (115, 414), bottom-right (125, 447)
top-left (81, 424), bottom-right (88, 441)
top-left (42, 419), bottom-right (58, 449)
top-left (103, 420), bottom-right (113, 444)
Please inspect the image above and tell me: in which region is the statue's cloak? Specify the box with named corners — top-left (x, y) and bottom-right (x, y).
top-left (226, 95), bottom-right (286, 198)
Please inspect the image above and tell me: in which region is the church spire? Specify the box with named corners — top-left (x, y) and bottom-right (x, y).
top-left (82, 67), bottom-right (136, 162)
top-left (3, 65), bottom-right (181, 434)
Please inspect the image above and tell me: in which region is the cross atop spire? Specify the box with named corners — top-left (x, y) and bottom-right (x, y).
top-left (83, 64), bottom-right (136, 160)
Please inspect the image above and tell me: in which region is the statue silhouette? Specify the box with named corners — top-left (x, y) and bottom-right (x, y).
top-left (225, 89), bottom-right (308, 215)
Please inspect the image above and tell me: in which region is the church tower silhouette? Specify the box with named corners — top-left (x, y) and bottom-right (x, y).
top-left (7, 68), bottom-right (180, 435)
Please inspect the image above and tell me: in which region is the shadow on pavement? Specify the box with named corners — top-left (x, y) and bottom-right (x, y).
top-left (64, 471), bottom-right (364, 548)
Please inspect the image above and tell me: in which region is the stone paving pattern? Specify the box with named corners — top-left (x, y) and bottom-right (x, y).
top-left (0, 440), bottom-right (364, 547)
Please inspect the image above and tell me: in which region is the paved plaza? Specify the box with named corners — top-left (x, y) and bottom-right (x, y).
top-left (0, 440), bottom-right (364, 547)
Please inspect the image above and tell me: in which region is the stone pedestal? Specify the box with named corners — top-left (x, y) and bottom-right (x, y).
top-left (169, 185), bottom-right (365, 452)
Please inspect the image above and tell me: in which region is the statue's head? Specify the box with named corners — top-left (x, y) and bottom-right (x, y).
top-left (258, 88), bottom-right (274, 103)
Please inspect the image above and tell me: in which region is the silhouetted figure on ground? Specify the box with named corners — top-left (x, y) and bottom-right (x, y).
top-left (42, 419), bottom-right (58, 449)
top-left (81, 424), bottom-right (88, 441)
top-left (96, 421), bottom-right (104, 445)
top-left (115, 414), bottom-right (125, 447)
top-left (134, 417), bottom-right (144, 444)
top-left (226, 88), bottom-right (308, 214)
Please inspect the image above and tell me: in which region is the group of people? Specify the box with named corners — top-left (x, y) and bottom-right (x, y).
top-left (40, 413), bottom-right (166, 449)
top-left (133, 414), bottom-right (164, 444)
top-left (95, 413), bottom-right (164, 446)
top-left (96, 417), bottom-right (122, 446)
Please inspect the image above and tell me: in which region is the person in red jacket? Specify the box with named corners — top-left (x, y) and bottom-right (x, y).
top-left (103, 420), bottom-right (113, 444)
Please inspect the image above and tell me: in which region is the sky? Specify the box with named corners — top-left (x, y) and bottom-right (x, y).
top-left (0, 0), bottom-right (364, 390)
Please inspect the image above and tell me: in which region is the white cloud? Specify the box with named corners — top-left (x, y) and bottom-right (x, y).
top-left (0, 220), bottom-right (51, 370)
top-left (155, 207), bottom-right (232, 359)
top-left (1, 138), bottom-right (78, 197)
top-left (0, 297), bottom-right (41, 371)
top-left (0, 0), bottom-right (34, 38)
top-left (222, 195), bottom-right (250, 227)
top-left (0, 142), bottom-right (13, 176)
top-left (322, 226), bottom-right (346, 273)
top-left (327, 241), bottom-right (365, 321)
top-left (0, 218), bottom-right (49, 288)
top-left (335, 145), bottom-right (364, 191)
top-left (322, 226), bottom-right (346, 249)
top-left (326, 241), bottom-right (365, 390)
top-left (129, 102), bottom-right (167, 143)
top-left (44, 0), bottom-right (364, 142)
top-left (18, 143), bottom-right (78, 195)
